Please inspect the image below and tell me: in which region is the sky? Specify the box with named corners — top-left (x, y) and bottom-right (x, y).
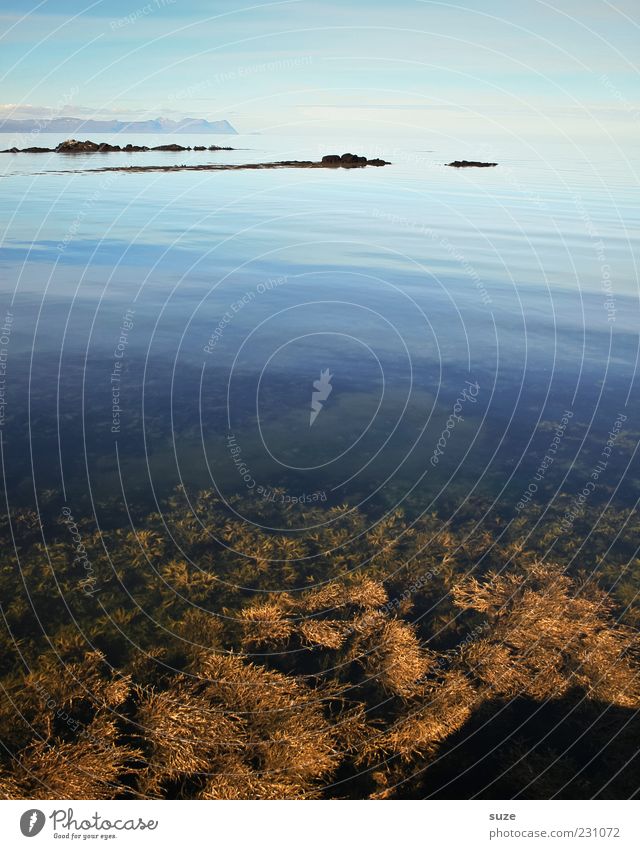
top-left (0, 0), bottom-right (638, 139)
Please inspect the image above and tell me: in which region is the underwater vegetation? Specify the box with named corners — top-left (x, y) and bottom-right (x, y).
top-left (1, 491), bottom-right (639, 799)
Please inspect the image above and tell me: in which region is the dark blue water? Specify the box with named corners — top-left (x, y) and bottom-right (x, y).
top-left (1, 131), bottom-right (639, 530)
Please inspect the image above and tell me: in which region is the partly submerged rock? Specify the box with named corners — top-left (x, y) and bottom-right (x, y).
top-left (447, 160), bottom-right (498, 167)
top-left (152, 143), bottom-right (188, 152)
top-left (341, 152), bottom-right (367, 165)
top-left (47, 156), bottom-right (393, 175)
top-left (1, 146), bottom-right (51, 153)
top-left (321, 153), bottom-right (389, 167)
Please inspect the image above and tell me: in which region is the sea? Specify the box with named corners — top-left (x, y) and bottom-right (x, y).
top-left (1, 130), bottom-right (638, 534)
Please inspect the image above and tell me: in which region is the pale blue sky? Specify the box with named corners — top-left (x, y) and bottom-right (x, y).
top-left (0, 0), bottom-right (638, 138)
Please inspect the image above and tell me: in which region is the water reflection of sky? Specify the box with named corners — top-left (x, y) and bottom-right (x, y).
top-left (1, 133), bottom-right (639, 524)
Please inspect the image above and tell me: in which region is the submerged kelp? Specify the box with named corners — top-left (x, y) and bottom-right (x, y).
top-left (1, 492), bottom-right (639, 799)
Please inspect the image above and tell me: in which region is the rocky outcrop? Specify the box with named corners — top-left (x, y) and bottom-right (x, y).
top-left (57, 139), bottom-right (118, 152)
top-left (2, 139), bottom-right (235, 153)
top-left (152, 143), bottom-right (188, 152)
top-left (48, 155), bottom-right (392, 175)
top-left (447, 160), bottom-right (498, 167)
top-left (321, 153), bottom-right (389, 167)
top-left (339, 152), bottom-right (367, 165)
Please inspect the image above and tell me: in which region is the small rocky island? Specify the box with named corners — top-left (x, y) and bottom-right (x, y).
top-left (2, 138), bottom-right (234, 153)
top-left (446, 160), bottom-right (498, 167)
top-left (41, 151), bottom-right (391, 175)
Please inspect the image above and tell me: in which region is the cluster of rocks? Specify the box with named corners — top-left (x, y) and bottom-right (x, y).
top-left (1, 142), bottom-right (498, 171)
top-left (1, 138), bottom-right (234, 153)
top-left (47, 157), bottom-right (393, 175)
top-left (321, 152), bottom-right (388, 167)
top-left (446, 160), bottom-right (498, 167)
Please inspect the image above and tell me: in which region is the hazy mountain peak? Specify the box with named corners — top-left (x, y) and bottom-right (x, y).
top-left (0, 115), bottom-right (237, 134)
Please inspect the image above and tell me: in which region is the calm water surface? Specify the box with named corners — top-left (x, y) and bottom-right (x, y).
top-left (1, 131), bottom-right (639, 530)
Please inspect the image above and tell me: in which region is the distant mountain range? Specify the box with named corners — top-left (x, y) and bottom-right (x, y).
top-left (0, 116), bottom-right (237, 134)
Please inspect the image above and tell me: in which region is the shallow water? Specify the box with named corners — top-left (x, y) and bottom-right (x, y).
top-left (1, 130), bottom-right (639, 529)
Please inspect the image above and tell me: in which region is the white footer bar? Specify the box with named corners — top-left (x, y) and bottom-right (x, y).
top-left (0, 799), bottom-right (637, 848)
